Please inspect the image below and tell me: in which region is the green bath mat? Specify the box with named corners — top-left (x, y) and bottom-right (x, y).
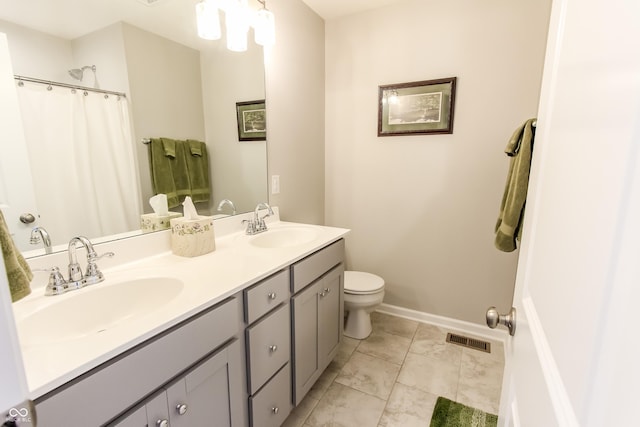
top-left (430, 397), bottom-right (498, 427)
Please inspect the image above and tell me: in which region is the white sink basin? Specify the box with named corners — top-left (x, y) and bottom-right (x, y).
top-left (249, 226), bottom-right (319, 248)
top-left (18, 277), bottom-right (184, 346)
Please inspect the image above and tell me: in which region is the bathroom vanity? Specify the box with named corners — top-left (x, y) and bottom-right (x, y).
top-left (13, 215), bottom-right (348, 427)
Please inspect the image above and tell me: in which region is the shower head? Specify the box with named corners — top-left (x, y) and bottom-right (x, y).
top-left (68, 65), bottom-right (96, 81)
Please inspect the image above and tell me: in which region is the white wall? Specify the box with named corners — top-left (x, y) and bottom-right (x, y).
top-left (71, 23), bottom-right (130, 94)
top-left (0, 19), bottom-right (73, 82)
top-left (324, 0), bottom-right (552, 324)
top-left (264, 0), bottom-right (326, 224)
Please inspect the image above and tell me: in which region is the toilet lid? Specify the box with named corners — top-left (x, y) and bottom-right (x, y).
top-left (344, 271), bottom-right (385, 295)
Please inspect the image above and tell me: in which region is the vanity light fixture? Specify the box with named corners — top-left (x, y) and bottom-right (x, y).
top-left (225, 0), bottom-right (251, 52)
top-left (195, 0), bottom-right (275, 51)
top-left (253, 0), bottom-right (276, 47)
top-left (196, 0), bottom-right (221, 40)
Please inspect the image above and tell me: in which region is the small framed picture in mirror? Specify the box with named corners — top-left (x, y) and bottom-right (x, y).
top-left (236, 100), bottom-right (266, 141)
top-left (378, 77), bottom-right (456, 136)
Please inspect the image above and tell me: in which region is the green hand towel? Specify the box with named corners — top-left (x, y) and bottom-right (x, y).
top-left (148, 138), bottom-right (193, 208)
top-left (0, 210), bottom-right (32, 302)
top-left (188, 140), bottom-right (202, 157)
top-left (149, 138), bottom-right (179, 207)
top-left (495, 118), bottom-right (536, 252)
top-left (170, 139), bottom-right (193, 203)
top-left (186, 139), bottom-right (211, 204)
top-left (162, 138), bottom-right (176, 158)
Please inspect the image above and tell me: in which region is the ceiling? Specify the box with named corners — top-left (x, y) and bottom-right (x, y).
top-left (299, 0), bottom-right (407, 20)
top-left (0, 0), bottom-right (407, 49)
top-left (0, 0), bottom-right (258, 51)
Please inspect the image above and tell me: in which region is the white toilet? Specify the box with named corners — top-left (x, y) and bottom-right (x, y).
top-left (343, 271), bottom-right (385, 339)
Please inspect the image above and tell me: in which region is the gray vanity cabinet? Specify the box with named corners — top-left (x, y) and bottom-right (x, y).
top-left (291, 240), bottom-right (344, 406)
top-left (36, 296), bottom-right (247, 427)
top-left (32, 238), bottom-right (346, 427)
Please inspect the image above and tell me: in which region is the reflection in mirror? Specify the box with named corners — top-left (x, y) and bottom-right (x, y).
top-left (0, 0), bottom-right (268, 257)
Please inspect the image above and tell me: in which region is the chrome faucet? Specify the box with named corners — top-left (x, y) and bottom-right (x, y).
top-left (30, 226), bottom-right (53, 254)
top-left (67, 236), bottom-right (114, 290)
top-left (244, 202), bottom-right (274, 235)
top-left (217, 199), bottom-right (237, 215)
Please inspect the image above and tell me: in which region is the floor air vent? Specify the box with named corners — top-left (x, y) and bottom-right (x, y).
top-left (446, 333), bottom-right (491, 353)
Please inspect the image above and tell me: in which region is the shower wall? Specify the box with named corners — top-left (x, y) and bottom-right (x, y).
top-left (0, 19), bottom-right (74, 81)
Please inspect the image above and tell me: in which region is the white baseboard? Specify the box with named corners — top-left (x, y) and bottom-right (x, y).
top-left (376, 303), bottom-right (508, 345)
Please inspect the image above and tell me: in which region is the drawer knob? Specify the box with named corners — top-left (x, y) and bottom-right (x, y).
top-left (176, 403), bottom-right (188, 415)
top-left (268, 292), bottom-right (277, 300)
top-left (324, 287), bottom-right (331, 293)
top-left (269, 345), bottom-right (278, 352)
top-left (156, 420), bottom-right (169, 427)
top-left (271, 407), bottom-right (279, 415)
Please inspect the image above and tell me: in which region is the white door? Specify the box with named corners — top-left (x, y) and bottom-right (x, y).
top-left (497, 0), bottom-right (640, 425)
top-left (0, 32), bottom-right (32, 423)
top-left (0, 32), bottom-right (39, 252)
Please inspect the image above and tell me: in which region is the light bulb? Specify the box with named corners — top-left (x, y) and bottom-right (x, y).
top-left (196, 0), bottom-right (221, 41)
top-left (254, 7), bottom-right (275, 47)
top-left (226, 0), bottom-right (250, 52)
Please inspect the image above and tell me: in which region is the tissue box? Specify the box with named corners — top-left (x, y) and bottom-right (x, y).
top-left (170, 216), bottom-right (216, 257)
top-left (140, 212), bottom-right (182, 233)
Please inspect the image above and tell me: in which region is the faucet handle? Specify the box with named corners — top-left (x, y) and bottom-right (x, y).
top-left (34, 267), bottom-right (68, 296)
top-left (88, 251), bottom-right (115, 263)
top-left (256, 218), bottom-right (267, 232)
top-left (242, 219), bottom-right (257, 235)
top-left (84, 252), bottom-right (114, 285)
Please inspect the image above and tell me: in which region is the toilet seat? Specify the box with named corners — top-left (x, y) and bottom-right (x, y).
top-left (344, 271), bottom-right (384, 295)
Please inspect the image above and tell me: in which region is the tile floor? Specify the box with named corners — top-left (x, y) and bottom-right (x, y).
top-left (282, 312), bottom-right (505, 427)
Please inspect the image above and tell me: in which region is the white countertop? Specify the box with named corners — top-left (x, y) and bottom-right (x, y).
top-left (13, 218), bottom-right (349, 398)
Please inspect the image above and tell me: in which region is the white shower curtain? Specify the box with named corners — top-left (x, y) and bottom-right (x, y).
top-left (16, 82), bottom-right (141, 246)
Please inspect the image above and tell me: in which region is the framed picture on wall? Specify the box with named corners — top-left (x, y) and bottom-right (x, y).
top-left (236, 100), bottom-right (266, 141)
top-left (378, 77), bottom-right (457, 136)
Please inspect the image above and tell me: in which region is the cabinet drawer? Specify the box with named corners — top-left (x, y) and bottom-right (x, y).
top-left (246, 303), bottom-right (290, 394)
top-left (291, 239), bottom-right (344, 294)
top-left (244, 269), bottom-right (289, 324)
top-left (249, 364), bottom-right (291, 427)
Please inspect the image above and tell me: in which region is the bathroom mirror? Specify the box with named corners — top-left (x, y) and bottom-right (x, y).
top-left (0, 0), bottom-right (268, 256)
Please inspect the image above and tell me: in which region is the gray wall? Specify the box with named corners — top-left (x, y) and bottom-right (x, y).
top-left (323, 0), bottom-right (552, 324)
top-left (264, 0), bottom-right (326, 225)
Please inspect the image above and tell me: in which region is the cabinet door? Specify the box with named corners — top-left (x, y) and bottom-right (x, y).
top-left (318, 266), bottom-right (343, 369)
top-left (166, 344), bottom-right (236, 427)
top-left (110, 391), bottom-right (170, 427)
top-left (110, 405), bottom-right (147, 427)
top-left (292, 281), bottom-right (320, 405)
top-left (145, 391), bottom-right (171, 427)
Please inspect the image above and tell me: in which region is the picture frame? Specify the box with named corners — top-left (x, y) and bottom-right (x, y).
top-left (378, 77), bottom-right (457, 136)
top-left (236, 100), bottom-right (266, 141)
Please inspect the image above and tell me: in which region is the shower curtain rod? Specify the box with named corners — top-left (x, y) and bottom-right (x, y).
top-left (13, 74), bottom-right (127, 98)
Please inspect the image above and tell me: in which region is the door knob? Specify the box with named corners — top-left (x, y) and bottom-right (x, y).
top-left (486, 306), bottom-right (516, 336)
top-left (19, 213), bottom-right (36, 224)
